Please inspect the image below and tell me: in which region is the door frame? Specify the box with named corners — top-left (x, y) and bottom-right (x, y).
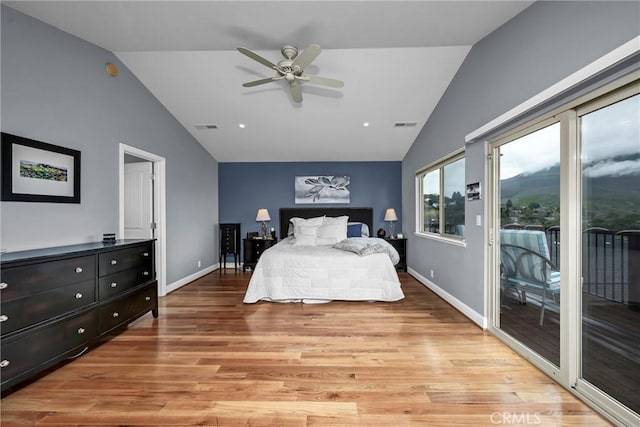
top-left (119, 143), bottom-right (167, 297)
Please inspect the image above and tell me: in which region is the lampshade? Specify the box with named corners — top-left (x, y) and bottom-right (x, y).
top-left (256, 208), bottom-right (271, 222)
top-left (384, 208), bottom-right (398, 222)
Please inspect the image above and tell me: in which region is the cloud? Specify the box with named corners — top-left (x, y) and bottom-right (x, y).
top-left (581, 95), bottom-right (639, 162)
top-left (583, 159), bottom-right (640, 178)
top-left (500, 122), bottom-right (560, 179)
top-left (499, 94), bottom-right (639, 179)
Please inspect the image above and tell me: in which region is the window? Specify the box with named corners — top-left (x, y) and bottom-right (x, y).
top-left (417, 150), bottom-right (465, 239)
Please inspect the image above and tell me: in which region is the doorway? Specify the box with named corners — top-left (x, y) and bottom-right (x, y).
top-left (119, 143), bottom-right (167, 297)
top-left (124, 158), bottom-right (154, 240)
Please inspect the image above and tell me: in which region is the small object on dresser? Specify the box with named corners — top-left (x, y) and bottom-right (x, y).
top-left (247, 232), bottom-right (259, 239)
top-left (377, 228), bottom-right (386, 238)
top-left (102, 233), bottom-right (116, 244)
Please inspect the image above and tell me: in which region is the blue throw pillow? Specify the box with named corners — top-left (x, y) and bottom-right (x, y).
top-left (347, 223), bottom-right (362, 237)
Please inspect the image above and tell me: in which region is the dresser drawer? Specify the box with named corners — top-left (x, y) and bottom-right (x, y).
top-left (1, 309), bottom-right (97, 389)
top-left (1, 256), bottom-right (95, 302)
top-left (98, 244), bottom-right (152, 277)
top-left (98, 282), bottom-right (157, 335)
top-left (127, 282), bottom-right (158, 321)
top-left (1, 279), bottom-right (96, 336)
top-left (98, 265), bottom-right (153, 300)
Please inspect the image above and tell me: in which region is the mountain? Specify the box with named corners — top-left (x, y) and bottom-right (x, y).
top-left (501, 156), bottom-right (639, 205)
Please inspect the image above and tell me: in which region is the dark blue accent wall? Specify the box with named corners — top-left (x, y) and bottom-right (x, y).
top-left (219, 162), bottom-right (402, 256)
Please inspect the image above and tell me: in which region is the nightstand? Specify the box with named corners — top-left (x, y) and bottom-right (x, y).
top-left (243, 238), bottom-right (277, 271)
top-left (385, 237), bottom-right (407, 272)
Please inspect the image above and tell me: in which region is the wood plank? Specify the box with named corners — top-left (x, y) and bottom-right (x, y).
top-left (0, 272), bottom-right (611, 426)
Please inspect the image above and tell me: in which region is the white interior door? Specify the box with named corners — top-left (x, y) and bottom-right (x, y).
top-left (124, 162), bottom-right (153, 239)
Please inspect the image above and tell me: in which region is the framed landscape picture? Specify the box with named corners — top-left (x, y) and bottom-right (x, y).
top-left (1, 133), bottom-right (81, 203)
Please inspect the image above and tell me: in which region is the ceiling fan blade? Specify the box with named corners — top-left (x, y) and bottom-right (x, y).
top-left (237, 47), bottom-right (279, 70)
top-left (302, 75), bottom-right (344, 88)
top-left (291, 44), bottom-right (321, 70)
top-left (289, 82), bottom-right (303, 103)
top-left (242, 76), bottom-right (283, 87)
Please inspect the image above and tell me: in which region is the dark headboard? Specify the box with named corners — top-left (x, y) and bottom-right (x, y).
top-left (279, 207), bottom-right (373, 239)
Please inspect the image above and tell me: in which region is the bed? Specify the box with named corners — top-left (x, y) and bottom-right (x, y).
top-left (243, 207), bottom-right (405, 304)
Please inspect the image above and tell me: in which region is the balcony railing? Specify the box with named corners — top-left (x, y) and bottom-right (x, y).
top-left (502, 224), bottom-right (640, 305)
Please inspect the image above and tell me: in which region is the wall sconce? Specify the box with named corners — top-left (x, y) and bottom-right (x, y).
top-left (384, 208), bottom-right (398, 238)
top-left (256, 208), bottom-right (271, 239)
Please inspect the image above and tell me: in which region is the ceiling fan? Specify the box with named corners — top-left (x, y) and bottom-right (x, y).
top-left (237, 44), bottom-right (344, 103)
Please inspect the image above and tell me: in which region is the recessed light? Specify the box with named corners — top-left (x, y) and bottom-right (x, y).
top-left (238, 123), bottom-right (246, 129)
top-left (363, 122), bottom-right (370, 127)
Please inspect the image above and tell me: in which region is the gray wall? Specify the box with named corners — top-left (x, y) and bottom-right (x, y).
top-left (1, 6), bottom-right (219, 284)
top-left (219, 161), bottom-right (402, 258)
top-left (402, 1), bottom-right (640, 315)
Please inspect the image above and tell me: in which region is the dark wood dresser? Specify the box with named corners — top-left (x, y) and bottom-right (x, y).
top-left (0, 239), bottom-right (157, 393)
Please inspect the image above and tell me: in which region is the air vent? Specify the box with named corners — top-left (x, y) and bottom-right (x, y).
top-left (394, 121), bottom-right (417, 127)
top-left (194, 124), bottom-right (218, 130)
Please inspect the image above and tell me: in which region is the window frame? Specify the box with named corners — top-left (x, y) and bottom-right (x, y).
top-left (415, 148), bottom-right (466, 245)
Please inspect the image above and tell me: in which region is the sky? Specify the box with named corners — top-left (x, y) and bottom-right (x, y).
top-left (422, 94), bottom-right (638, 197)
top-left (500, 94), bottom-right (639, 180)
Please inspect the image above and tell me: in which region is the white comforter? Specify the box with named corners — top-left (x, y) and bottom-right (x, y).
top-left (243, 237), bottom-right (404, 303)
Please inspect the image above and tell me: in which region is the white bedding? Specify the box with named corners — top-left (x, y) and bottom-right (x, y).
top-left (243, 237), bottom-right (404, 303)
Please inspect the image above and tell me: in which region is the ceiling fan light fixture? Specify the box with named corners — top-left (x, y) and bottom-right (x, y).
top-left (238, 123), bottom-right (246, 129)
top-left (363, 122), bottom-right (370, 127)
top-left (238, 44), bottom-right (344, 103)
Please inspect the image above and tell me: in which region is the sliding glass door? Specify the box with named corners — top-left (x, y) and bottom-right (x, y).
top-left (495, 121), bottom-right (561, 368)
top-left (489, 78), bottom-right (639, 425)
top-left (579, 91), bottom-right (640, 415)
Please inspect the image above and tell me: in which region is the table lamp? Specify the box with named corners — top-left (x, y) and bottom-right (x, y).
top-left (384, 208), bottom-right (398, 238)
top-left (256, 208), bottom-right (271, 239)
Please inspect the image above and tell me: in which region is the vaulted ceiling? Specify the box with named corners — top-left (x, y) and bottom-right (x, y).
top-left (5, 1), bottom-right (534, 162)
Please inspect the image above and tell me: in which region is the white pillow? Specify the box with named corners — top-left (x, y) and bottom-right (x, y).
top-left (291, 216), bottom-right (324, 238)
top-left (292, 234), bottom-right (316, 246)
top-left (296, 225), bottom-right (319, 237)
top-left (316, 216), bottom-right (348, 245)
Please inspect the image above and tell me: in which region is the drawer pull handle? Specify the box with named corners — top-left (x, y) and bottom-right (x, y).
top-left (75, 267), bottom-right (83, 273)
top-left (0, 315), bottom-right (8, 322)
top-left (143, 252), bottom-right (149, 257)
top-left (110, 282), bottom-right (118, 288)
top-left (77, 327), bottom-right (85, 334)
top-left (0, 283), bottom-right (7, 290)
top-left (145, 296), bottom-right (151, 301)
top-left (143, 271), bottom-right (149, 276)
top-left (68, 347), bottom-right (89, 360)
top-left (112, 312), bottom-right (119, 318)
top-left (111, 260), bottom-right (117, 265)
top-left (0, 360), bottom-right (9, 368)
top-left (75, 293), bottom-right (83, 299)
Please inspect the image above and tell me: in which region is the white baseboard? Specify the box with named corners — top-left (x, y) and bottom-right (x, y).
top-left (166, 264), bottom-right (218, 294)
top-left (408, 267), bottom-right (486, 328)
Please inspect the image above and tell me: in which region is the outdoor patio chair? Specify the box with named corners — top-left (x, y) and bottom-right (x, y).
top-left (500, 229), bottom-right (561, 326)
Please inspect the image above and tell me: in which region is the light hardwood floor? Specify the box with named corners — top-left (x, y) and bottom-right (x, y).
top-left (1, 271), bottom-right (610, 426)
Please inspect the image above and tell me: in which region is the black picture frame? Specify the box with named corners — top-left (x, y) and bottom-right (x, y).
top-left (1, 132), bottom-right (81, 203)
